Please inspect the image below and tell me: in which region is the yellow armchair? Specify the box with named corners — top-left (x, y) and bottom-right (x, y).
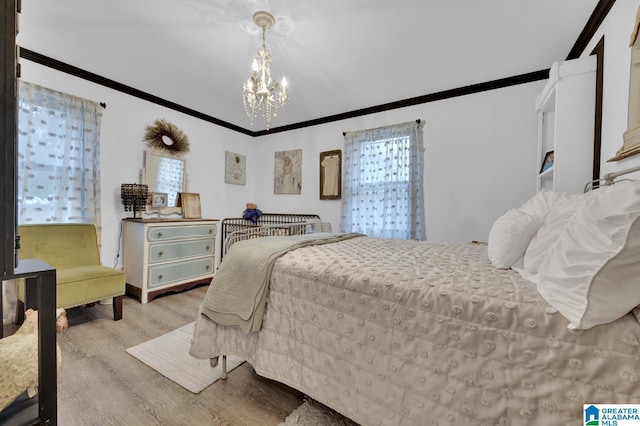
top-left (15, 224), bottom-right (125, 323)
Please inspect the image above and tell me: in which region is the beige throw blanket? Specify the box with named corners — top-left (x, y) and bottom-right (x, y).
top-left (200, 233), bottom-right (362, 334)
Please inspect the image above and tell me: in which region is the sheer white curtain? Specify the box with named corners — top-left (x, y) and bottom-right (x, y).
top-left (17, 80), bottom-right (103, 226)
top-left (340, 121), bottom-right (426, 240)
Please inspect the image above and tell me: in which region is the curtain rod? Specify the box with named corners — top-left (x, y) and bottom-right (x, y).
top-left (343, 119), bottom-right (420, 136)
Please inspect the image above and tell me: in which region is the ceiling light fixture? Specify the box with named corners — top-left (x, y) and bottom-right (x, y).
top-left (242, 11), bottom-right (289, 130)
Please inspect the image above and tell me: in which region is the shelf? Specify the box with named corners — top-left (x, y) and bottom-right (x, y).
top-left (535, 56), bottom-right (596, 194)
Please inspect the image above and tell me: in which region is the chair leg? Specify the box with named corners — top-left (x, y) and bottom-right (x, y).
top-left (14, 299), bottom-right (25, 325)
top-left (113, 296), bottom-right (123, 321)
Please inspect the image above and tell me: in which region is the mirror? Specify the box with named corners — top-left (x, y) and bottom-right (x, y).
top-left (144, 151), bottom-right (186, 207)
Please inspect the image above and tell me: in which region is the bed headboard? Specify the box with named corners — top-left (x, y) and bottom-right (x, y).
top-left (220, 213), bottom-right (321, 260)
top-left (584, 164), bottom-right (640, 192)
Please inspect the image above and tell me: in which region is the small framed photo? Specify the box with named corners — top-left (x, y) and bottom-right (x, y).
top-left (150, 192), bottom-right (168, 208)
top-left (540, 150), bottom-right (554, 173)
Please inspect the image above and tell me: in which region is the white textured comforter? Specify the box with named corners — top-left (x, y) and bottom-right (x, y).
top-left (190, 237), bottom-right (640, 426)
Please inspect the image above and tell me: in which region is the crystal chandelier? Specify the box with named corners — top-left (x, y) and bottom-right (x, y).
top-left (242, 11), bottom-right (289, 130)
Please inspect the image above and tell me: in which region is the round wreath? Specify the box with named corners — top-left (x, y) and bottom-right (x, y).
top-left (143, 119), bottom-right (190, 155)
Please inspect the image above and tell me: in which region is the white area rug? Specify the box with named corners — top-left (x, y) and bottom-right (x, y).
top-left (280, 399), bottom-right (360, 426)
top-left (126, 322), bottom-right (244, 393)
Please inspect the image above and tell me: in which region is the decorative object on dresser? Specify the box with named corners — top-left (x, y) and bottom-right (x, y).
top-left (176, 192), bottom-right (202, 219)
top-left (143, 151), bottom-right (186, 211)
top-left (123, 219), bottom-right (218, 303)
top-left (150, 192), bottom-right (168, 209)
top-left (535, 55), bottom-right (596, 193)
top-left (141, 120), bottom-right (189, 217)
top-left (120, 183), bottom-right (148, 218)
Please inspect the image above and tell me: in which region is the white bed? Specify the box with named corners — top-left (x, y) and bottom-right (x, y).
top-left (190, 180), bottom-right (640, 426)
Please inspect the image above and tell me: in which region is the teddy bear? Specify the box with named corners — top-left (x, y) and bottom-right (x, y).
top-left (0, 308), bottom-right (67, 413)
top-left (242, 202), bottom-right (263, 224)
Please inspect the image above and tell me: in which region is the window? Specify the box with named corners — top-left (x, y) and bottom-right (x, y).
top-left (17, 81), bottom-right (103, 225)
top-left (340, 121), bottom-right (425, 240)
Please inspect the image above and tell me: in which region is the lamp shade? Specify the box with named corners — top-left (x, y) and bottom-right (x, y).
top-left (120, 184), bottom-right (148, 218)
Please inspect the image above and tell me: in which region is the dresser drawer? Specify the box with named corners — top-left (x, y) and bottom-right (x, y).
top-left (147, 224), bottom-right (217, 242)
top-left (148, 238), bottom-right (214, 264)
top-left (147, 257), bottom-right (214, 288)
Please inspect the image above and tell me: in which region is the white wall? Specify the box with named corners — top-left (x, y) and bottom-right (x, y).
top-left (21, 57), bottom-right (543, 261)
top-left (253, 82), bottom-right (542, 243)
top-left (585, 0), bottom-right (640, 180)
top-left (42, 7), bottom-right (640, 261)
top-left (20, 61), bottom-right (253, 269)
top-left (249, 0), bottom-right (640, 242)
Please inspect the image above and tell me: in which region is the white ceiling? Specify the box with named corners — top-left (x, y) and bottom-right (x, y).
top-left (18, 0), bottom-right (600, 132)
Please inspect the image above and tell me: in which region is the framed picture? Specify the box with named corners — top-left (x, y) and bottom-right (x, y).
top-left (176, 192), bottom-right (202, 219)
top-left (224, 151), bottom-right (246, 185)
top-left (319, 150), bottom-right (341, 200)
top-left (274, 149), bottom-right (302, 194)
top-left (150, 192), bottom-right (168, 208)
top-left (540, 150), bottom-right (555, 173)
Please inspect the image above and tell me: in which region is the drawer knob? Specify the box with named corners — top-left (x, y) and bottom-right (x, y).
top-left (158, 274), bottom-right (163, 280)
top-left (206, 246), bottom-right (210, 251)
top-left (205, 265), bottom-right (210, 270)
top-left (208, 228), bottom-right (213, 234)
top-left (158, 251), bottom-right (164, 256)
top-left (157, 231), bottom-right (163, 237)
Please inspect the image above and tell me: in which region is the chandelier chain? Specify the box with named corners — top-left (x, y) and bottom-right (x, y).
top-left (242, 11), bottom-right (289, 130)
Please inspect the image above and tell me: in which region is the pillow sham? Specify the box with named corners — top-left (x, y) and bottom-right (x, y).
top-left (518, 188), bottom-right (567, 220)
top-left (536, 181), bottom-right (640, 329)
top-left (523, 192), bottom-right (588, 275)
top-left (488, 209), bottom-right (540, 269)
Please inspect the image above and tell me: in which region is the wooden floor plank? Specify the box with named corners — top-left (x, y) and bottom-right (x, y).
top-left (50, 286), bottom-right (303, 426)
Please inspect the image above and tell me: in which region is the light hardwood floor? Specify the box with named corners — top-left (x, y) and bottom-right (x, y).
top-left (52, 285), bottom-right (304, 425)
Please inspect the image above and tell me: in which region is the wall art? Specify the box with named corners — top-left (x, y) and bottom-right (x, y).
top-left (319, 150), bottom-right (341, 200)
top-left (225, 151), bottom-right (246, 185)
top-left (274, 149), bottom-right (302, 194)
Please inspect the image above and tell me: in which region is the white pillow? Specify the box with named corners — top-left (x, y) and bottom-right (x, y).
top-left (518, 189), bottom-right (567, 220)
top-left (488, 209), bottom-right (541, 269)
top-left (536, 182), bottom-right (640, 329)
top-left (523, 192), bottom-right (588, 275)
